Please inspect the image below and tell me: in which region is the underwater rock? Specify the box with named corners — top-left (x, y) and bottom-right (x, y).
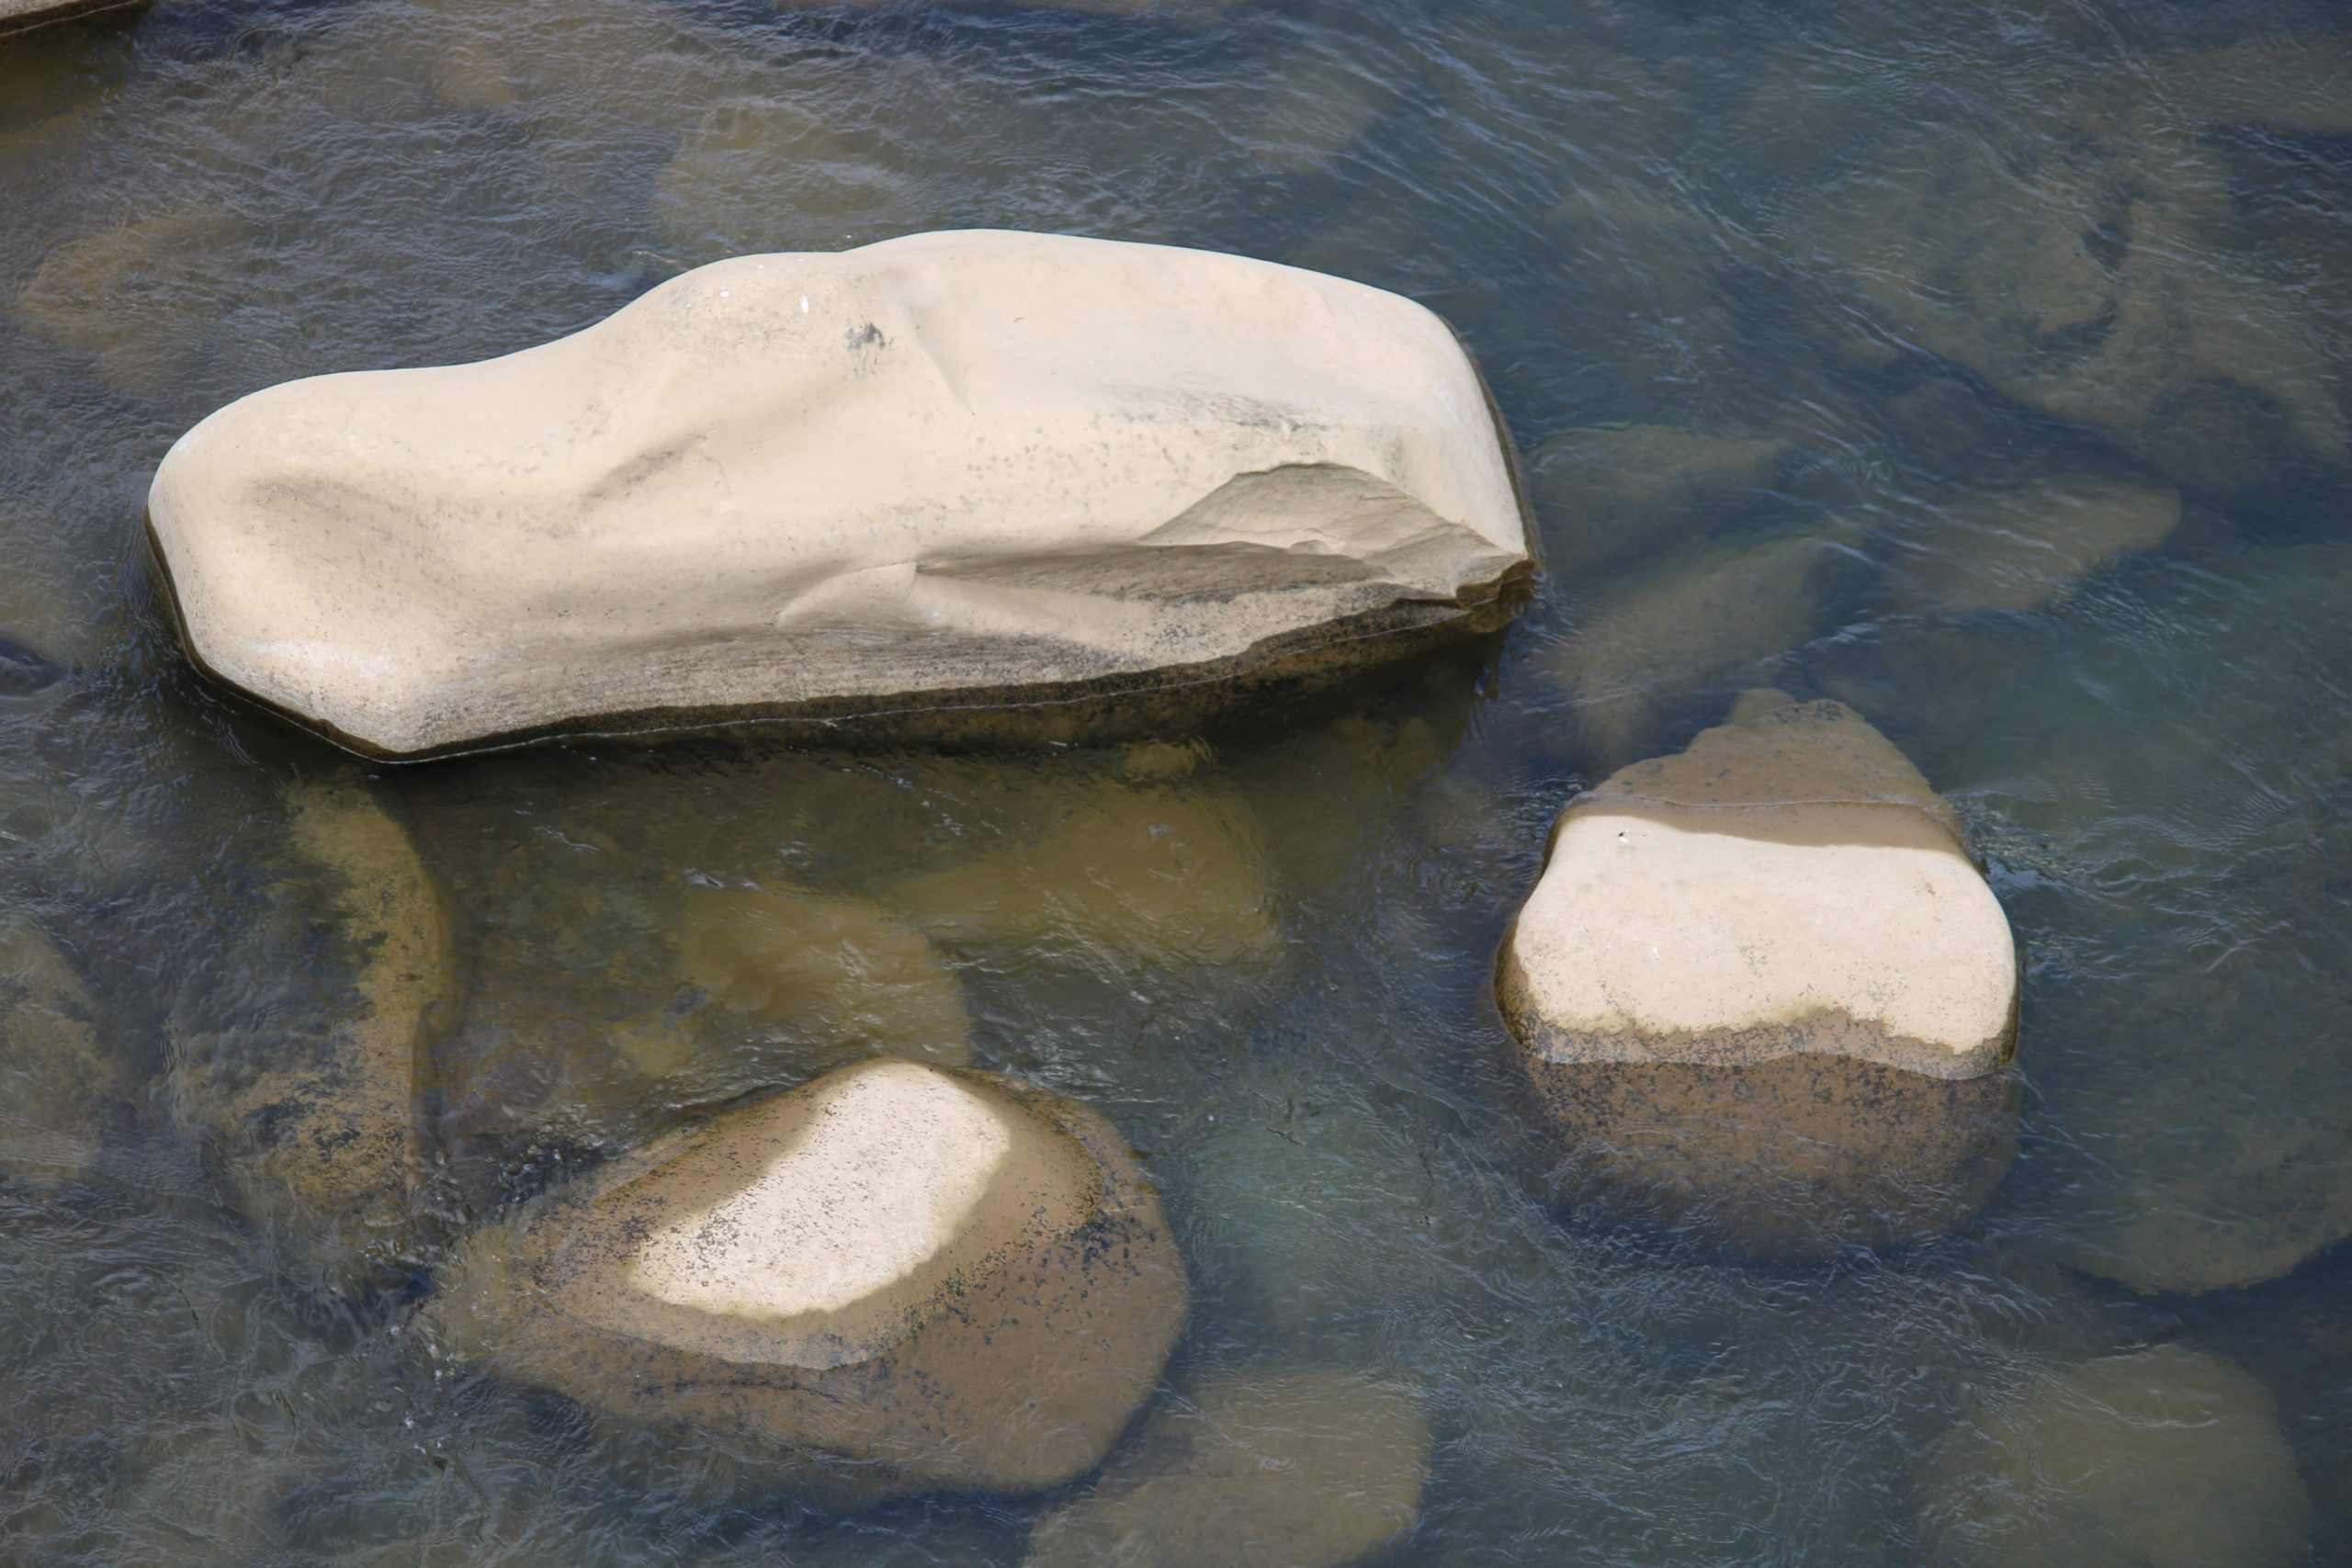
top-left (2161, 36), bottom-right (2352, 138)
top-left (2018, 936), bottom-right (2352, 1297)
top-left (1917, 1346), bottom-right (2312, 1568)
top-left (435, 824), bottom-right (978, 1166)
top-left (1498, 692), bottom-right (2020, 1254)
top-left (168, 778), bottom-right (456, 1282)
top-left (426, 1058), bottom-right (1187, 1499)
top-left (1887, 471), bottom-right (2182, 616)
top-left (1531, 424), bottom-right (1786, 577)
top-left (1790, 95), bottom-right (2347, 514)
top-left (1540, 529), bottom-right (1835, 771)
top-left (671, 884), bottom-right (971, 1066)
top-left (1025, 1365), bottom-right (1429, 1568)
top-left (0, 0), bottom-right (148, 41)
top-left (888, 775), bottom-right (1278, 972)
top-left (16, 203), bottom-right (249, 398)
top-left (145, 231), bottom-right (1534, 760)
top-left (0, 913), bottom-right (125, 1181)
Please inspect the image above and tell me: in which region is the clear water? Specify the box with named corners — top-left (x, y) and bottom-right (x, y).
top-left (3, 0), bottom-right (2350, 1561)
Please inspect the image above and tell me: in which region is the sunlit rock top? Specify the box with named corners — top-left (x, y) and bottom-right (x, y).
top-left (559, 1057), bottom-right (1102, 1370)
top-left (146, 230), bottom-right (1533, 759)
top-left (1502, 691), bottom-right (2018, 1078)
top-left (427, 1056), bottom-right (1188, 1497)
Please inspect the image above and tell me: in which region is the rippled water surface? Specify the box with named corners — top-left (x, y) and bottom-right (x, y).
top-left (4, 0), bottom-right (2351, 1561)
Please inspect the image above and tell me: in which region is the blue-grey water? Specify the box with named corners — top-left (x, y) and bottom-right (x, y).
top-left (3, 0), bottom-right (2350, 1562)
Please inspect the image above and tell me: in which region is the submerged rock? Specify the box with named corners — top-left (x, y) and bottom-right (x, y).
top-left (2160, 36), bottom-right (2352, 139)
top-left (1025, 1365), bottom-right (1429, 1568)
top-left (1531, 424), bottom-right (1786, 577)
top-left (146, 231), bottom-right (1534, 759)
top-left (1540, 530), bottom-right (1836, 771)
top-left (1917, 1346), bottom-right (2312, 1568)
top-left (17, 204), bottom-right (249, 398)
top-left (426, 1058), bottom-right (1187, 1500)
top-left (0, 913), bottom-right (126, 1180)
top-left (1886, 471), bottom-right (2182, 616)
top-left (1498, 693), bottom-right (2020, 1254)
top-left (168, 778), bottom-right (456, 1281)
top-left (0, 0), bottom-right (148, 41)
top-left (1791, 96), bottom-right (2347, 513)
top-left (671, 884), bottom-right (971, 1066)
top-left (888, 775), bottom-right (1277, 972)
top-left (439, 844), bottom-right (973, 1164)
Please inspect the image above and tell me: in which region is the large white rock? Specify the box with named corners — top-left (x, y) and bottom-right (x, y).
top-left (145, 230), bottom-right (1534, 759)
top-left (425, 1057), bottom-right (1189, 1499)
top-left (1498, 692), bottom-right (2021, 1252)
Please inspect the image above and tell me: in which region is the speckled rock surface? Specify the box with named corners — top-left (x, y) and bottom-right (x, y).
top-left (1026, 1365), bottom-right (1429, 1568)
top-left (167, 778), bottom-right (456, 1280)
top-left (1498, 692), bottom-right (2020, 1252)
top-left (0, 0), bottom-right (148, 42)
top-left (145, 230), bottom-right (1534, 760)
top-left (1917, 1346), bottom-right (2312, 1568)
top-left (425, 1058), bottom-right (1188, 1499)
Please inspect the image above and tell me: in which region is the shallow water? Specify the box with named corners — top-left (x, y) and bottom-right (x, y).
top-left (3, 0), bottom-right (2350, 1561)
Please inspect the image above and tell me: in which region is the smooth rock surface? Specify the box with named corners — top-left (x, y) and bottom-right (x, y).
top-left (1498, 692), bottom-right (2021, 1252)
top-left (426, 1058), bottom-right (1188, 1499)
top-left (1917, 1346), bottom-right (2312, 1568)
top-left (1026, 1366), bottom-right (1430, 1568)
top-left (145, 230), bottom-right (1534, 759)
top-left (0, 912), bottom-right (125, 1180)
top-left (168, 778), bottom-right (456, 1280)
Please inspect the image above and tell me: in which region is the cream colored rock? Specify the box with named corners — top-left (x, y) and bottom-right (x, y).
top-left (1498, 693), bottom-right (2020, 1252)
top-left (0, 0), bottom-right (148, 40)
top-left (169, 778), bottom-right (456, 1280)
top-left (146, 230), bottom-right (1534, 760)
top-left (0, 913), bottom-right (126, 1180)
top-left (1917, 1347), bottom-right (2312, 1568)
top-left (426, 1058), bottom-right (1188, 1498)
top-left (1026, 1366), bottom-right (1429, 1568)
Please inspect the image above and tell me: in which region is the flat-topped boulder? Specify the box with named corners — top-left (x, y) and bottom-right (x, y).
top-left (1498, 691), bottom-right (2020, 1253)
top-left (424, 1057), bottom-right (1188, 1499)
top-left (145, 230), bottom-right (1534, 760)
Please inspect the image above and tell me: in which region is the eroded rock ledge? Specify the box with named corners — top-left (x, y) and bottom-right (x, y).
top-left (1498, 691), bottom-right (2021, 1253)
top-left (146, 230), bottom-right (1534, 760)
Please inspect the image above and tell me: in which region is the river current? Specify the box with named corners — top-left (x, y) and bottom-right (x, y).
top-left (2, 0), bottom-right (2349, 1562)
